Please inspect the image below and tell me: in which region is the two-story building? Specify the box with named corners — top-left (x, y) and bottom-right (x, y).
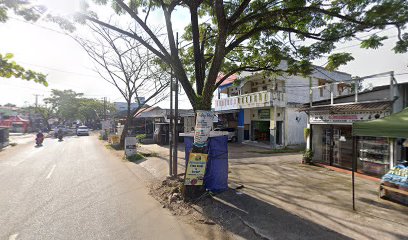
top-left (302, 74), bottom-right (408, 177)
top-left (214, 64), bottom-right (352, 148)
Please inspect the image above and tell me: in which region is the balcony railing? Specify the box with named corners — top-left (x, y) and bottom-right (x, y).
top-left (215, 91), bottom-right (286, 111)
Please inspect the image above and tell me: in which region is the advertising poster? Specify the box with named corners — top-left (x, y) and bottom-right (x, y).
top-left (194, 110), bottom-right (213, 145)
top-left (184, 153), bottom-right (208, 186)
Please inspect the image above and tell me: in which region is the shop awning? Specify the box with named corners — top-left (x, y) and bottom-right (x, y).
top-left (353, 107), bottom-right (408, 138)
top-left (299, 101), bottom-right (391, 113)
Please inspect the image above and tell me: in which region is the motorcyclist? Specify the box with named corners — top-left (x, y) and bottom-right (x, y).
top-left (36, 130), bottom-right (44, 145)
top-left (57, 128), bottom-right (63, 140)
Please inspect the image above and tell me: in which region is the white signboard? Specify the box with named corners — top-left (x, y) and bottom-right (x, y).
top-left (310, 111), bottom-right (390, 124)
top-left (194, 110), bottom-right (214, 145)
top-left (125, 137), bottom-right (137, 157)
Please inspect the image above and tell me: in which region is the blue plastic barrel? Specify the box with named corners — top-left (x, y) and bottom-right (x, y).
top-left (184, 136), bottom-right (229, 192)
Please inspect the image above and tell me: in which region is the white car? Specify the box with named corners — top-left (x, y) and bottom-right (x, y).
top-left (214, 128), bottom-right (237, 142)
top-left (76, 126), bottom-right (90, 136)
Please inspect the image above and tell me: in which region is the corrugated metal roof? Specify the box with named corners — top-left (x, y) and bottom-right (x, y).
top-left (299, 101), bottom-right (392, 113)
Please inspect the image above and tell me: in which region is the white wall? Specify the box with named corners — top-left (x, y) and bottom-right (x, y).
top-left (285, 108), bottom-right (308, 145)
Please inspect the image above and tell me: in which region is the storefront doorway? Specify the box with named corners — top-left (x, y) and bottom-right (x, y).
top-left (312, 125), bottom-right (353, 170)
top-left (276, 121), bottom-right (283, 145)
top-left (251, 121), bottom-right (270, 142)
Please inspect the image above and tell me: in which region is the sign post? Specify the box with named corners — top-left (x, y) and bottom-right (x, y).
top-left (125, 137), bottom-right (137, 157)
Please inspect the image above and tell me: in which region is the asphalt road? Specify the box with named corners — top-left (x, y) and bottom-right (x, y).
top-left (0, 135), bottom-right (199, 240)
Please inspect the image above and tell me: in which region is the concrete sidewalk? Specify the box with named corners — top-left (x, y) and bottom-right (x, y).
top-left (137, 143), bottom-right (408, 240)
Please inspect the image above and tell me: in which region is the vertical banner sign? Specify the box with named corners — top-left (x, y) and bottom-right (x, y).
top-left (125, 137), bottom-right (137, 157)
top-left (185, 153), bottom-right (208, 185)
top-left (194, 110), bottom-right (213, 145)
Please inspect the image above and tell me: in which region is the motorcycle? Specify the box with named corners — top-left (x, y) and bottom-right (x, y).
top-left (35, 136), bottom-right (44, 147)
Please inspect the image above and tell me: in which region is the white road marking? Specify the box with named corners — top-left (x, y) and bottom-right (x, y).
top-left (9, 233), bottom-right (19, 240)
top-left (46, 164), bottom-right (56, 179)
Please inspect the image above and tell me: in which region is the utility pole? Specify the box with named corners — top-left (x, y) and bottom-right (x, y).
top-left (169, 69), bottom-right (174, 176)
top-left (172, 32), bottom-right (179, 176)
top-left (34, 94), bottom-right (40, 109)
top-left (33, 94), bottom-right (42, 131)
top-left (103, 97), bottom-right (107, 120)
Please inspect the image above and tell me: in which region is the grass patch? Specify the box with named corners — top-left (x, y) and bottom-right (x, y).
top-left (248, 148), bottom-right (302, 154)
top-left (105, 144), bottom-right (123, 151)
top-left (125, 153), bottom-right (145, 162)
top-left (139, 151), bottom-right (159, 157)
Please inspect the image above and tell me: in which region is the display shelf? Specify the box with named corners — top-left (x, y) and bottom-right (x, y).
top-left (359, 141), bottom-right (388, 147)
top-left (359, 157), bottom-right (390, 165)
top-left (360, 149), bottom-right (389, 155)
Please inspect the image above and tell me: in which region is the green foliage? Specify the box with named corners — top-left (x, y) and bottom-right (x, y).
top-left (360, 35), bottom-right (388, 49)
top-left (136, 134), bottom-right (146, 140)
top-left (126, 153), bottom-right (144, 162)
top-left (325, 53), bottom-right (355, 71)
top-left (0, 53), bottom-right (47, 86)
top-left (304, 128), bottom-right (310, 141)
top-left (44, 89), bottom-right (83, 122)
top-left (42, 89), bottom-right (116, 123)
top-left (393, 33), bottom-right (408, 53)
top-left (303, 149), bottom-right (314, 163)
top-left (57, 0), bottom-right (408, 110)
top-left (0, 1), bottom-right (47, 85)
top-left (77, 98), bottom-right (115, 123)
top-left (0, 0), bottom-right (45, 23)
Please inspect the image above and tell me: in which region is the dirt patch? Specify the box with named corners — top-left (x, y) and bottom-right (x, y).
top-left (149, 177), bottom-right (266, 240)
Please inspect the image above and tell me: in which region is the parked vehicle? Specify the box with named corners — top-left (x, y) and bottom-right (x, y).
top-left (214, 127), bottom-right (237, 142)
top-left (76, 126), bottom-right (90, 136)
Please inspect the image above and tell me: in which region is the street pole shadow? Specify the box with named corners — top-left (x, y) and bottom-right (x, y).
top-left (195, 188), bottom-right (351, 240)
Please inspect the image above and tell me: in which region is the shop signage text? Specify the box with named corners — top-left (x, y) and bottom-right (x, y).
top-left (184, 153), bottom-right (208, 186)
top-left (310, 111), bottom-right (389, 124)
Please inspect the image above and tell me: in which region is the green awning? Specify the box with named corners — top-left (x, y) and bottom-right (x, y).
top-left (353, 108), bottom-right (408, 138)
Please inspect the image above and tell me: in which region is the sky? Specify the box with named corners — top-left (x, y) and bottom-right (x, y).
top-left (0, 1), bottom-right (407, 109)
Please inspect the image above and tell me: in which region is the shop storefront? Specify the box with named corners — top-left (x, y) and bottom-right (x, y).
top-left (307, 102), bottom-right (391, 174)
top-left (311, 124), bottom-right (353, 169)
top-left (353, 107), bottom-right (408, 176)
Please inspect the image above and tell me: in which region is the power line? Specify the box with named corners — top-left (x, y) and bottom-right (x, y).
top-left (18, 61), bottom-right (101, 79)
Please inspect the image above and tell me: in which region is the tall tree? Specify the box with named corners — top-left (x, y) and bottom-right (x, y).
top-left (77, 98), bottom-right (115, 127)
top-left (75, 22), bottom-right (170, 146)
top-left (22, 104), bottom-right (56, 130)
top-left (44, 89), bottom-right (84, 124)
top-left (0, 0), bottom-right (47, 85)
top-left (70, 0), bottom-right (408, 113)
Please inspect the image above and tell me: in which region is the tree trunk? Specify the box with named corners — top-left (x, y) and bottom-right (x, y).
top-left (183, 93), bottom-right (214, 201)
top-left (120, 102), bottom-right (132, 148)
